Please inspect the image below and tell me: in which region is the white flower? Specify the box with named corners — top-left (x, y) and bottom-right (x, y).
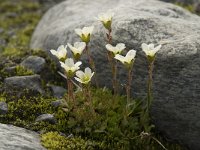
top-left (75, 26), bottom-right (94, 43)
top-left (67, 42), bottom-right (86, 58)
top-left (97, 11), bottom-right (114, 29)
top-left (50, 45), bottom-right (67, 60)
top-left (141, 43), bottom-right (161, 57)
top-left (115, 50), bottom-right (136, 65)
top-left (75, 67), bottom-right (94, 85)
top-left (60, 58), bottom-right (82, 76)
top-left (106, 43), bottom-right (126, 55)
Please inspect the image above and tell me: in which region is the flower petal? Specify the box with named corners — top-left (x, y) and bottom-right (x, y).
top-left (106, 44), bottom-right (114, 52)
top-left (76, 70), bottom-right (85, 79)
top-left (75, 29), bottom-right (82, 36)
top-left (116, 43), bottom-right (126, 50)
top-left (74, 77), bottom-right (83, 84)
top-left (148, 44), bottom-right (154, 50)
top-left (60, 61), bottom-right (69, 72)
top-left (115, 54), bottom-right (125, 63)
top-left (126, 50), bottom-right (136, 63)
top-left (154, 44), bottom-right (161, 52)
top-left (50, 50), bottom-right (58, 57)
top-left (75, 61), bottom-right (82, 68)
top-left (85, 67), bottom-right (92, 77)
top-left (65, 58), bottom-right (74, 67)
top-left (57, 45), bottom-right (67, 58)
top-left (141, 43), bottom-right (148, 51)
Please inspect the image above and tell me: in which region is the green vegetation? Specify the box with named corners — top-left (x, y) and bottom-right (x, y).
top-left (0, 89), bottom-right (184, 149)
top-left (0, 65), bottom-right (33, 78)
top-left (0, 0), bottom-right (41, 58)
top-left (41, 132), bottom-right (104, 150)
top-left (0, 0), bottom-right (64, 84)
top-left (175, 2), bottom-right (200, 15)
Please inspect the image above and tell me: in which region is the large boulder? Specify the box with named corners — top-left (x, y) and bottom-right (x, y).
top-left (0, 123), bottom-right (46, 150)
top-left (30, 0), bottom-right (200, 149)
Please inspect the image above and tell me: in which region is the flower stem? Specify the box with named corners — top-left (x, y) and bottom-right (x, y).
top-left (147, 61), bottom-right (154, 112)
top-left (85, 84), bottom-right (95, 114)
top-left (113, 59), bottom-right (118, 95)
top-left (106, 29), bottom-right (118, 95)
top-left (85, 44), bottom-right (99, 88)
top-left (126, 67), bottom-right (133, 105)
top-left (67, 78), bottom-right (75, 102)
top-left (107, 29), bottom-right (112, 44)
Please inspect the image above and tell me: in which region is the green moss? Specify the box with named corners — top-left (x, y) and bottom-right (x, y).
top-left (175, 2), bottom-right (200, 15)
top-left (0, 0), bottom-right (42, 58)
top-left (0, 65), bottom-right (33, 78)
top-left (0, 94), bottom-right (57, 130)
top-left (0, 88), bottom-right (184, 149)
top-left (15, 65), bottom-right (34, 76)
top-left (41, 132), bottom-right (104, 150)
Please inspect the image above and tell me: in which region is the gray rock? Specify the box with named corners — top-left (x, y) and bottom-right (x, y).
top-left (36, 114), bottom-right (56, 124)
top-left (4, 75), bottom-right (44, 94)
top-left (51, 99), bottom-right (62, 107)
top-left (48, 85), bottom-right (66, 98)
top-left (30, 0), bottom-right (200, 149)
top-left (20, 56), bottom-right (46, 74)
top-left (0, 123), bottom-right (46, 150)
top-left (0, 102), bottom-right (8, 115)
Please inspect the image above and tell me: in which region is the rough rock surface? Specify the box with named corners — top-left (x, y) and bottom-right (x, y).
top-left (30, 0), bottom-right (200, 149)
top-left (36, 114), bottom-right (56, 124)
top-left (0, 123), bottom-right (46, 150)
top-left (4, 75), bottom-right (44, 94)
top-left (20, 56), bottom-right (46, 74)
top-left (51, 99), bottom-right (62, 107)
top-left (48, 85), bottom-right (66, 98)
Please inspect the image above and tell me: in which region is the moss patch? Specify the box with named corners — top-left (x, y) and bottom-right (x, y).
top-left (0, 0), bottom-right (42, 58)
top-left (0, 89), bottom-right (184, 149)
top-left (175, 2), bottom-right (200, 15)
top-left (41, 132), bottom-right (104, 150)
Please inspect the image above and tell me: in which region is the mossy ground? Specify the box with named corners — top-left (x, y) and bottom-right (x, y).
top-left (0, 0), bottom-right (193, 149)
top-left (0, 88), bottom-right (184, 150)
